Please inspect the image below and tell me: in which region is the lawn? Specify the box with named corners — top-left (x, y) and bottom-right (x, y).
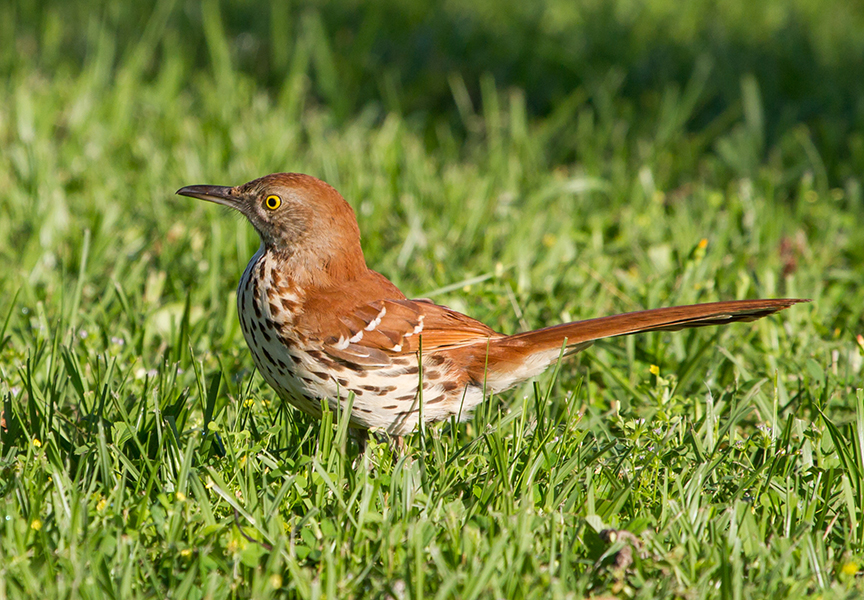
top-left (2, 1), bottom-right (864, 598)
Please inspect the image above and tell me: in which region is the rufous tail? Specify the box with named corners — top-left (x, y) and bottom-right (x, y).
top-left (500, 298), bottom-right (806, 354)
top-left (466, 298), bottom-right (806, 393)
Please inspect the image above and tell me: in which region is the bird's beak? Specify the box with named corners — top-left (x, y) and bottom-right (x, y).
top-left (176, 184), bottom-right (242, 209)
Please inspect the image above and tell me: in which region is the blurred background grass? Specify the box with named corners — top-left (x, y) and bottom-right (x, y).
top-left (2, 0), bottom-right (864, 598)
top-left (5, 0), bottom-right (864, 179)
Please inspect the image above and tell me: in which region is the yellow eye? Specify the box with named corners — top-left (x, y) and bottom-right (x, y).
top-left (264, 195), bottom-right (282, 210)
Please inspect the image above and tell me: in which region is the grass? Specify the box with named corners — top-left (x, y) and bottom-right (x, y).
top-left (1, 0), bottom-right (864, 598)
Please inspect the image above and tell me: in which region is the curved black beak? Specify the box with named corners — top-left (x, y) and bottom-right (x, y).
top-left (176, 184), bottom-right (242, 209)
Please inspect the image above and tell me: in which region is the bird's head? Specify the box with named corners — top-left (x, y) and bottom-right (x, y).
top-left (177, 173), bottom-right (366, 281)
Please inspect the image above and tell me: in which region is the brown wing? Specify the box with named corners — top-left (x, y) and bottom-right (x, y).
top-left (320, 298), bottom-right (500, 367)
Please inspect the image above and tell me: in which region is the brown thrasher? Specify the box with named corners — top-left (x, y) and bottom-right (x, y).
top-left (178, 173), bottom-right (805, 436)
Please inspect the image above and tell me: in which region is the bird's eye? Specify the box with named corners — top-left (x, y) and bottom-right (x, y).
top-left (264, 195), bottom-right (282, 210)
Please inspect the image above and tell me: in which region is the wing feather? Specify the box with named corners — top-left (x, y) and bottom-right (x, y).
top-left (321, 298), bottom-right (499, 366)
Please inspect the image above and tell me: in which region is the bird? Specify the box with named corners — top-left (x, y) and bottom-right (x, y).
top-left (177, 173), bottom-right (805, 437)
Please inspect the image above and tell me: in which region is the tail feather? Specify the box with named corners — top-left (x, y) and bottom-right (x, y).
top-left (468, 298), bottom-right (806, 393)
top-left (501, 298), bottom-right (806, 354)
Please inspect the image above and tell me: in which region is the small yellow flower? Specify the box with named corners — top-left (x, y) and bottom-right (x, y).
top-left (180, 548), bottom-right (193, 558)
top-left (270, 574), bottom-right (283, 589)
top-left (649, 365), bottom-right (660, 376)
top-left (32, 438), bottom-right (42, 448)
top-left (96, 497), bottom-right (108, 511)
top-left (842, 561), bottom-right (858, 576)
top-left (176, 491), bottom-right (187, 502)
top-left (31, 519), bottom-right (42, 531)
top-left (698, 238), bottom-right (708, 250)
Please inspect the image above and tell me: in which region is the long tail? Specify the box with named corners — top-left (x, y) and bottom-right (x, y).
top-left (506, 299), bottom-right (806, 352)
top-left (476, 299), bottom-right (807, 390)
